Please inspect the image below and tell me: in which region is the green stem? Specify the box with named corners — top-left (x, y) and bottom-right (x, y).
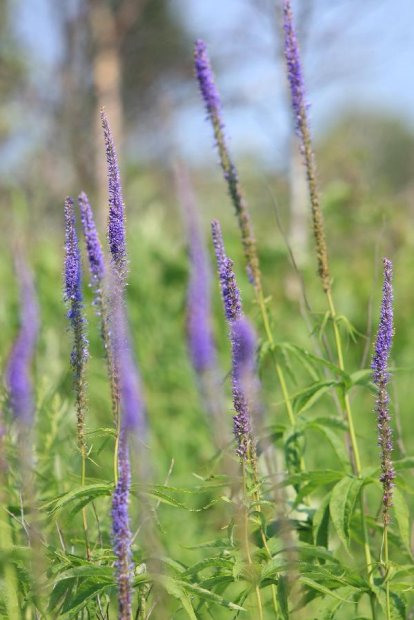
top-left (80, 446), bottom-right (90, 560)
top-left (0, 505), bottom-right (20, 618)
top-left (326, 291), bottom-right (375, 617)
top-left (242, 462), bottom-right (265, 620)
top-left (383, 523), bottom-right (391, 620)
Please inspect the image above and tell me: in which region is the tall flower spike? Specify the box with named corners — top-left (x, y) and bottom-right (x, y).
top-left (176, 165), bottom-right (216, 374)
top-left (231, 317), bottom-right (257, 459)
top-left (282, 0), bottom-right (330, 292)
top-left (111, 296), bottom-right (146, 619)
top-left (372, 258), bottom-right (395, 525)
top-left (211, 220), bottom-right (242, 324)
top-left (64, 197), bottom-right (88, 451)
top-left (6, 257), bottom-right (39, 425)
top-left (78, 192), bottom-right (105, 287)
top-left (101, 109), bottom-right (127, 281)
top-left (211, 220), bottom-right (258, 459)
top-left (194, 40), bottom-right (261, 291)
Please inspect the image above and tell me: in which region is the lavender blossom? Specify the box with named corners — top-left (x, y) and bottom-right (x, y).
top-left (78, 192), bottom-right (105, 287)
top-left (112, 429), bottom-right (132, 620)
top-left (194, 39), bottom-right (223, 128)
top-left (231, 317), bottom-right (257, 459)
top-left (211, 220), bottom-right (258, 459)
top-left (101, 109), bottom-right (127, 281)
top-left (175, 165), bottom-right (216, 373)
top-left (211, 220), bottom-right (241, 324)
top-left (6, 258), bottom-right (39, 425)
top-left (111, 296), bottom-right (146, 618)
top-left (194, 41), bottom-right (262, 292)
top-left (282, 0), bottom-right (307, 135)
top-left (282, 0), bottom-right (330, 292)
top-left (64, 197), bottom-right (88, 449)
top-left (372, 258), bottom-right (395, 524)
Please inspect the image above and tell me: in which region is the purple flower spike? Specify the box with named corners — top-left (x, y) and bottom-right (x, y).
top-left (78, 192), bottom-right (105, 286)
top-left (112, 429), bottom-right (132, 619)
top-left (283, 0), bottom-right (307, 135)
top-left (64, 197), bottom-right (88, 449)
top-left (194, 39), bottom-right (222, 126)
top-left (372, 258), bottom-right (395, 525)
top-left (211, 220), bottom-right (259, 459)
top-left (6, 258), bottom-right (39, 425)
top-left (231, 317), bottom-right (257, 458)
top-left (111, 295), bottom-right (146, 616)
top-left (176, 167), bottom-right (216, 374)
top-left (211, 220), bottom-right (241, 324)
top-left (101, 109), bottom-right (127, 281)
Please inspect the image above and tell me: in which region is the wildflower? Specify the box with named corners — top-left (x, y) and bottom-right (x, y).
top-left (211, 220), bottom-right (241, 324)
top-left (6, 258), bottom-right (39, 425)
top-left (64, 196), bottom-right (88, 450)
top-left (194, 40), bottom-right (261, 292)
top-left (111, 296), bottom-right (145, 618)
top-left (372, 258), bottom-right (395, 525)
top-left (211, 220), bottom-right (258, 459)
top-left (78, 192), bottom-right (105, 287)
top-left (101, 109), bottom-right (127, 281)
top-left (231, 316), bottom-right (257, 459)
top-left (282, 0), bottom-right (330, 292)
top-left (175, 167), bottom-right (216, 373)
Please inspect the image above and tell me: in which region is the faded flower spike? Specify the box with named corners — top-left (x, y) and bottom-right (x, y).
top-left (64, 197), bottom-right (88, 450)
top-left (194, 41), bottom-right (262, 293)
top-left (231, 316), bottom-right (257, 459)
top-left (211, 220), bottom-right (242, 324)
top-left (6, 258), bottom-right (39, 425)
top-left (111, 297), bottom-right (146, 618)
top-left (212, 220), bottom-right (258, 459)
top-left (182, 179), bottom-right (216, 373)
top-left (78, 192), bottom-right (105, 287)
top-left (101, 109), bottom-right (127, 281)
top-left (372, 258), bottom-right (395, 524)
top-left (282, 0), bottom-right (330, 292)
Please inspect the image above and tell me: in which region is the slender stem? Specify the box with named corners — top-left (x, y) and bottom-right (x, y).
top-left (0, 505), bottom-right (20, 618)
top-left (80, 446), bottom-right (91, 560)
top-left (326, 290), bottom-right (375, 617)
top-left (383, 524), bottom-right (391, 620)
top-left (98, 291), bottom-right (120, 485)
top-left (242, 462), bottom-right (265, 620)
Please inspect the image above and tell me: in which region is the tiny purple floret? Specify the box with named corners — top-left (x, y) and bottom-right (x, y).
top-left (6, 259), bottom-right (39, 425)
top-left (283, 0), bottom-right (308, 134)
top-left (78, 192), bottom-right (105, 286)
top-left (211, 220), bottom-right (241, 324)
top-left (194, 39), bottom-right (222, 125)
top-left (371, 258), bottom-right (395, 524)
top-left (101, 109), bottom-right (127, 280)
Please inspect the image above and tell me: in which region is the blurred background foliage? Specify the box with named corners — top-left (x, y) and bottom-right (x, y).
top-left (1, 0), bottom-right (414, 591)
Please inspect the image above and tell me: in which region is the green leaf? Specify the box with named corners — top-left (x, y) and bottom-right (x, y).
top-left (61, 580), bottom-right (113, 614)
top-left (292, 381), bottom-right (339, 415)
top-left (277, 575), bottom-right (289, 620)
top-left (392, 487), bottom-right (411, 554)
top-left (374, 587), bottom-right (406, 620)
top-left (316, 586), bottom-right (357, 619)
top-left (348, 369), bottom-right (375, 390)
top-left (330, 476), bottom-right (364, 551)
top-left (393, 457), bottom-right (414, 471)
top-left (178, 580), bottom-right (245, 611)
top-left (300, 577), bottom-right (354, 602)
top-left (307, 422), bottom-right (349, 469)
top-left (43, 483), bottom-right (112, 515)
top-left (313, 495), bottom-right (331, 549)
top-left (144, 488), bottom-right (217, 511)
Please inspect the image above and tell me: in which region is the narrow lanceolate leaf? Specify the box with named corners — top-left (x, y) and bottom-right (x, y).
top-left (312, 494), bottom-right (331, 549)
top-left (300, 577), bottom-right (354, 603)
top-left (292, 380), bottom-right (339, 415)
top-left (392, 487), bottom-right (411, 554)
top-left (307, 421), bottom-right (349, 469)
top-left (329, 476), bottom-right (365, 551)
top-left (374, 586), bottom-right (406, 620)
top-left (43, 483), bottom-right (113, 515)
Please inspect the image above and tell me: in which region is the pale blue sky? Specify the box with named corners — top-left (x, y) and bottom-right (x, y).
top-left (12, 0), bottom-right (414, 169)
